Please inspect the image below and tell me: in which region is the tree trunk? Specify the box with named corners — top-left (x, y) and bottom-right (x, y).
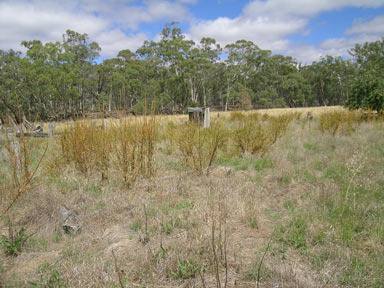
top-left (108, 86), bottom-right (112, 112)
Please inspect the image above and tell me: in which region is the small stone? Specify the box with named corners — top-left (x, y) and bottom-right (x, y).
top-left (60, 207), bottom-right (81, 235)
top-left (60, 207), bottom-right (72, 222)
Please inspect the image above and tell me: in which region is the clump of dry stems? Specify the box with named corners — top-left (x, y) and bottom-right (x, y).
top-left (60, 112), bottom-right (158, 186)
top-left (231, 113), bottom-right (295, 155)
top-left (0, 117), bottom-right (47, 215)
top-left (172, 121), bottom-right (227, 175)
top-left (318, 110), bottom-right (362, 136)
top-left (110, 114), bottom-right (157, 186)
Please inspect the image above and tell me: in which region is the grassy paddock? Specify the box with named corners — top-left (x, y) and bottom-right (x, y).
top-left (0, 106), bottom-right (383, 287)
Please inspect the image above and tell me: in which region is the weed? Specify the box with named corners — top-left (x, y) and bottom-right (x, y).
top-left (54, 231), bottom-right (62, 243)
top-left (61, 113), bottom-right (158, 185)
top-left (253, 156), bottom-right (273, 171)
top-left (232, 118), bottom-right (270, 155)
top-left (171, 259), bottom-right (202, 279)
top-left (318, 110), bottom-right (362, 135)
top-left (243, 263), bottom-right (270, 282)
top-left (0, 227), bottom-right (30, 256)
top-left (277, 215), bottom-right (308, 250)
top-left (110, 115), bottom-right (158, 186)
top-left (232, 113), bottom-right (293, 156)
top-left (28, 262), bottom-right (64, 287)
top-left (174, 121), bottom-right (227, 175)
top-left (130, 220), bottom-right (141, 232)
top-left (161, 220), bottom-right (175, 235)
top-left (60, 121), bottom-right (100, 175)
top-left (0, 119), bottom-right (47, 215)
top-left (154, 245), bottom-right (169, 262)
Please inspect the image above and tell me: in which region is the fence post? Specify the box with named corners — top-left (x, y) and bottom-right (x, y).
top-left (203, 107), bottom-right (210, 128)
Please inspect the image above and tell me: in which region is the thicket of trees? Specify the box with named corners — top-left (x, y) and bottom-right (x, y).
top-left (0, 24), bottom-right (383, 120)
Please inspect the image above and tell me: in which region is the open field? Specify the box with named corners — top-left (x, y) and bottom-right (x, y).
top-left (0, 106), bottom-right (383, 287)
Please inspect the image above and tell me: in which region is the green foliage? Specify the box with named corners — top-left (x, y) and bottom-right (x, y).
top-left (276, 215), bottom-right (308, 250)
top-left (1, 27), bottom-right (383, 117)
top-left (301, 55), bottom-right (355, 106)
top-left (171, 259), bottom-right (202, 279)
top-left (0, 227), bottom-right (29, 256)
top-left (28, 262), bottom-right (64, 287)
top-left (347, 38), bottom-right (384, 113)
top-left (348, 74), bottom-right (384, 113)
top-left (243, 263), bottom-right (270, 282)
top-left (254, 156), bottom-right (273, 171)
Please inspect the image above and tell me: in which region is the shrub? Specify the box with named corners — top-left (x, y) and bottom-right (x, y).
top-left (174, 121), bottom-right (227, 175)
top-left (232, 113), bottom-right (293, 155)
top-left (110, 114), bottom-right (158, 186)
top-left (347, 74), bottom-right (384, 113)
top-left (319, 111), bottom-right (362, 136)
top-left (61, 114), bottom-right (158, 186)
top-left (268, 114), bottom-right (295, 144)
top-left (233, 119), bottom-right (270, 155)
top-left (60, 121), bottom-right (101, 174)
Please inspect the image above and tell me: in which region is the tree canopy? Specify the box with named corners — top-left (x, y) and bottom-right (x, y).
top-left (0, 25), bottom-right (383, 120)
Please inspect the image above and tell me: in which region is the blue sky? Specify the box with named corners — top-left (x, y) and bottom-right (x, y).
top-left (0, 0), bottom-right (384, 63)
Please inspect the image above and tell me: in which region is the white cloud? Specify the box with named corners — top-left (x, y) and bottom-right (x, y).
top-left (286, 14), bottom-right (384, 64)
top-left (0, 2), bottom-right (104, 44)
top-left (286, 44), bottom-right (325, 64)
top-left (0, 0), bottom-right (383, 63)
top-left (346, 15), bottom-right (384, 35)
top-left (94, 30), bottom-right (148, 57)
top-left (244, 0), bottom-right (384, 18)
top-left (313, 15), bottom-right (384, 61)
top-left (189, 16), bottom-right (306, 51)
top-left (0, 0), bottom-right (191, 57)
top-left (188, 0), bottom-right (384, 63)
top-left (178, 0), bottom-right (198, 3)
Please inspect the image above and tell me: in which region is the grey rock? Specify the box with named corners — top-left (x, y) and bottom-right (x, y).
top-left (60, 207), bottom-right (81, 235)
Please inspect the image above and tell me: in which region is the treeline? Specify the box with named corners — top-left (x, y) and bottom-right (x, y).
top-left (0, 24), bottom-right (383, 120)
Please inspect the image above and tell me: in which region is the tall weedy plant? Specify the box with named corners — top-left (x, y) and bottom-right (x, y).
top-left (173, 121), bottom-right (227, 175)
top-left (231, 113), bottom-right (294, 155)
top-left (110, 111), bottom-right (158, 186)
top-left (319, 110), bottom-right (362, 136)
top-left (60, 120), bottom-right (112, 180)
top-left (0, 117), bottom-right (47, 215)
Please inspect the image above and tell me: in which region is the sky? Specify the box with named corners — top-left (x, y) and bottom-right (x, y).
top-left (0, 0), bottom-right (384, 64)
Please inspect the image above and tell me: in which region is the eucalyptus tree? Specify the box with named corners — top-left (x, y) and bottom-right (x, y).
top-left (61, 29), bottom-right (101, 116)
top-left (224, 40), bottom-right (271, 109)
top-left (302, 56), bottom-right (356, 107)
top-left (196, 37), bottom-right (222, 106)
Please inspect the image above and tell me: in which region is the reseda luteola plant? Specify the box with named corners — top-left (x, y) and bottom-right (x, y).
top-left (60, 114), bottom-right (158, 186)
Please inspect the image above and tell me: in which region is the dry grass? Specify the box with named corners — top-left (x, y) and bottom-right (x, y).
top-left (1, 106), bottom-right (383, 287)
